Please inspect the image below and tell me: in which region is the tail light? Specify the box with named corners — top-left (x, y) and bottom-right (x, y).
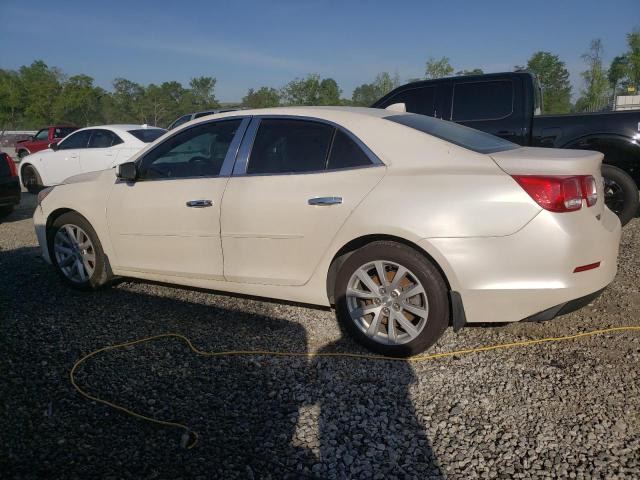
top-left (3, 153), bottom-right (17, 177)
top-left (512, 175), bottom-right (598, 213)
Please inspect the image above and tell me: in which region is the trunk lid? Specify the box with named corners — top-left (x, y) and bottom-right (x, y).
top-left (490, 147), bottom-right (605, 218)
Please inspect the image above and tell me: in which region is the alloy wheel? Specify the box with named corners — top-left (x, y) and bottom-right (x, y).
top-left (53, 224), bottom-right (96, 283)
top-left (346, 260), bottom-right (429, 345)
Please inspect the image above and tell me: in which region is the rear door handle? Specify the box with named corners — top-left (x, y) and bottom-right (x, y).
top-left (186, 199), bottom-right (213, 208)
top-left (308, 196), bottom-right (342, 206)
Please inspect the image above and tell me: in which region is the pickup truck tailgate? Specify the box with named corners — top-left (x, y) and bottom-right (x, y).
top-left (490, 146), bottom-right (605, 218)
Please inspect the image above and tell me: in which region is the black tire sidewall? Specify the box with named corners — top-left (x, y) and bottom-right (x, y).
top-left (48, 212), bottom-right (109, 291)
top-left (22, 165), bottom-right (43, 194)
top-left (335, 241), bottom-right (449, 357)
top-left (602, 164), bottom-right (639, 227)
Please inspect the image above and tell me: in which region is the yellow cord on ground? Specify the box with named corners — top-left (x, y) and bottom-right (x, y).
top-left (70, 325), bottom-right (640, 449)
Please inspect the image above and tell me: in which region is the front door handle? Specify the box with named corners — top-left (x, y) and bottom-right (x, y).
top-left (186, 199), bottom-right (213, 208)
top-left (308, 196), bottom-right (342, 206)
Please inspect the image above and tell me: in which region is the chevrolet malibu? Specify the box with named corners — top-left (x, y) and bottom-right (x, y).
top-left (32, 107), bottom-right (621, 357)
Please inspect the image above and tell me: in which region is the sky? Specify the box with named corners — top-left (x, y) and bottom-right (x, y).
top-left (0, 0), bottom-right (638, 102)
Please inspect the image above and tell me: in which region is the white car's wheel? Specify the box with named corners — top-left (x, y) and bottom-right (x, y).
top-left (21, 165), bottom-right (44, 194)
top-left (334, 241), bottom-right (449, 357)
top-left (48, 212), bottom-right (112, 290)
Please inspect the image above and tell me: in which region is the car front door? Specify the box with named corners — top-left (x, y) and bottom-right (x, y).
top-left (81, 129), bottom-right (123, 174)
top-left (106, 117), bottom-right (249, 278)
top-left (221, 117), bottom-right (386, 286)
top-left (43, 129), bottom-right (92, 184)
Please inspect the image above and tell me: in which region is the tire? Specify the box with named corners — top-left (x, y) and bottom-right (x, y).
top-left (602, 164), bottom-right (639, 227)
top-left (0, 205), bottom-right (13, 219)
top-left (334, 241), bottom-right (449, 357)
top-left (48, 212), bottom-right (112, 291)
top-left (21, 164), bottom-right (44, 194)
top-left (17, 150), bottom-right (28, 160)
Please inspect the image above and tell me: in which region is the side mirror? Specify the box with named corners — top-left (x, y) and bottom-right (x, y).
top-left (48, 142), bottom-right (58, 151)
top-left (116, 162), bottom-right (137, 182)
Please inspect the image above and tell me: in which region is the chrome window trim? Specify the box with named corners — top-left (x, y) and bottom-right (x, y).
top-left (134, 116), bottom-right (251, 182)
top-left (232, 115), bottom-right (385, 177)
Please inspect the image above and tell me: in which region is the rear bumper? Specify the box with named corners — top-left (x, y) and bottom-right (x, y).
top-left (420, 206), bottom-right (621, 324)
top-left (0, 177), bottom-right (21, 206)
top-left (523, 287), bottom-right (604, 322)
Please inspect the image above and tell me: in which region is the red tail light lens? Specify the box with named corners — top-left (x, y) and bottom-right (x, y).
top-left (512, 175), bottom-right (598, 212)
top-left (3, 153), bottom-right (18, 177)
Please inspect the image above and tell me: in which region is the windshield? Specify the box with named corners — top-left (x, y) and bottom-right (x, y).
top-left (128, 128), bottom-right (166, 143)
top-left (384, 113), bottom-right (519, 154)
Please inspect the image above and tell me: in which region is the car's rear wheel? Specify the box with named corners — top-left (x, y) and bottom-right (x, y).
top-left (602, 164), bottom-right (638, 227)
top-left (21, 165), bottom-right (43, 194)
top-left (334, 241), bottom-right (449, 357)
top-left (48, 212), bottom-right (112, 291)
top-left (17, 150), bottom-right (28, 160)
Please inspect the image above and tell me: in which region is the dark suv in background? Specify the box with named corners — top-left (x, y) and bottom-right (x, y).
top-left (373, 72), bottom-right (640, 225)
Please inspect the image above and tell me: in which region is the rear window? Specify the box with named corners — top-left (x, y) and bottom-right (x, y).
top-left (128, 128), bottom-right (166, 143)
top-left (385, 113), bottom-right (519, 154)
top-left (452, 80), bottom-right (514, 121)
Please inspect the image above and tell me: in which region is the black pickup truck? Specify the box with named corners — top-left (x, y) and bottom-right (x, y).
top-left (373, 72), bottom-right (640, 225)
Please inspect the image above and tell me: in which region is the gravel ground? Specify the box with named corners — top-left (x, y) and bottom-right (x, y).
top-left (1, 193), bottom-right (639, 479)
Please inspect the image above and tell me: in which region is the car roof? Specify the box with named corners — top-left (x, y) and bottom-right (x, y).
top-left (199, 106), bottom-right (392, 122)
top-left (74, 124), bottom-right (164, 135)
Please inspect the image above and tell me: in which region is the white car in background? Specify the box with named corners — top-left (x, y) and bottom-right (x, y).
top-left (33, 107), bottom-right (621, 356)
top-left (19, 125), bottom-right (166, 193)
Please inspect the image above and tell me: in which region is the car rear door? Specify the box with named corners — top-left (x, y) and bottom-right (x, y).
top-left (106, 118), bottom-right (249, 278)
top-left (220, 116), bottom-right (385, 286)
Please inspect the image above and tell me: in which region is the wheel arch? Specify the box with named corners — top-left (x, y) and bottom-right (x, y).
top-left (325, 234), bottom-right (453, 305)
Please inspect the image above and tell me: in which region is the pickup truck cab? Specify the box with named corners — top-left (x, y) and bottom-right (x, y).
top-left (373, 72), bottom-right (640, 225)
top-left (15, 125), bottom-right (78, 159)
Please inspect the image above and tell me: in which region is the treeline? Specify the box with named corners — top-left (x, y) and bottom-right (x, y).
top-left (0, 28), bottom-right (638, 130)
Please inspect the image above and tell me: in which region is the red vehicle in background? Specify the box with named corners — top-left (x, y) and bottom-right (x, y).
top-left (14, 124), bottom-right (78, 159)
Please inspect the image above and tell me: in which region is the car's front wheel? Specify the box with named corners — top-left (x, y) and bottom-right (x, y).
top-left (334, 241), bottom-right (449, 357)
top-left (48, 212), bottom-right (112, 290)
top-left (21, 165), bottom-right (43, 194)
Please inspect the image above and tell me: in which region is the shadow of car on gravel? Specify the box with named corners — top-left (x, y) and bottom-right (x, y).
top-left (1, 245), bottom-right (443, 479)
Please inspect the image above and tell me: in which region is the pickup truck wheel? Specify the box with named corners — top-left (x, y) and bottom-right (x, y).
top-left (17, 150), bottom-right (28, 160)
top-left (602, 164), bottom-right (639, 226)
top-left (21, 165), bottom-right (43, 194)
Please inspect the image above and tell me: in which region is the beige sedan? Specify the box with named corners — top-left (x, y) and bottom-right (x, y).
top-left (33, 107), bottom-right (621, 356)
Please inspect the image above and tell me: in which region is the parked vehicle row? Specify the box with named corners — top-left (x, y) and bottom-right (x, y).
top-left (33, 107), bottom-right (621, 356)
top-left (19, 125), bottom-right (166, 193)
top-left (373, 72), bottom-right (640, 226)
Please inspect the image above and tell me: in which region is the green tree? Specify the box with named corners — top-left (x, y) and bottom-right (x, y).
top-left (351, 72), bottom-right (400, 106)
top-left (0, 69), bottom-right (24, 131)
top-left (526, 51), bottom-right (572, 114)
top-left (106, 78), bottom-right (145, 123)
top-left (626, 28), bottom-right (640, 90)
top-left (281, 74), bottom-right (342, 105)
top-left (19, 60), bottom-right (62, 128)
top-left (456, 68), bottom-right (484, 76)
top-left (53, 75), bottom-right (104, 126)
top-left (243, 87), bottom-right (280, 108)
top-left (575, 39), bottom-right (611, 112)
top-left (425, 56), bottom-right (454, 79)
top-left (608, 55), bottom-right (629, 93)
top-left (186, 76), bottom-right (218, 110)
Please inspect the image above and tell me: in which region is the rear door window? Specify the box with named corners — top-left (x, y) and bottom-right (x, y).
top-left (326, 129), bottom-right (372, 170)
top-left (246, 119), bottom-right (333, 175)
top-left (88, 130), bottom-right (123, 148)
top-left (452, 80), bottom-right (514, 121)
